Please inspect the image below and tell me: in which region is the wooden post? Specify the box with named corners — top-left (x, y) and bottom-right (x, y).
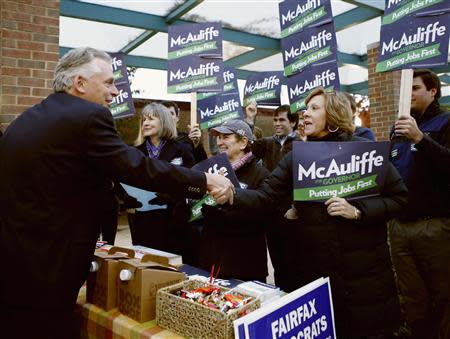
top-left (398, 69), bottom-right (413, 117)
top-left (190, 92), bottom-right (197, 127)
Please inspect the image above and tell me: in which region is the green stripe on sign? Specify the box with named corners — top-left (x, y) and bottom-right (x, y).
top-left (168, 41), bottom-right (217, 60)
top-left (243, 90), bottom-right (276, 106)
top-left (110, 103), bottom-right (129, 116)
top-left (168, 76), bottom-right (218, 93)
top-left (382, 0), bottom-right (442, 25)
top-left (281, 7), bottom-right (327, 38)
top-left (290, 86), bottom-right (335, 112)
top-left (189, 194), bottom-right (217, 222)
top-left (376, 43), bottom-right (440, 72)
top-left (294, 174), bottom-right (378, 201)
top-left (285, 47), bottom-right (331, 76)
top-left (200, 111), bottom-right (240, 130)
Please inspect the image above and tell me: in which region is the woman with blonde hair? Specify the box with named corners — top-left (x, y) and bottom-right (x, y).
top-left (131, 103), bottom-right (194, 252)
top-left (232, 88), bottom-right (407, 338)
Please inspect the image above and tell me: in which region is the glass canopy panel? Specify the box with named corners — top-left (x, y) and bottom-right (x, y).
top-left (60, 17), bottom-right (145, 52)
top-left (131, 68), bottom-right (191, 101)
top-left (129, 32), bottom-right (168, 59)
top-left (338, 64), bottom-right (368, 85)
top-left (182, 0), bottom-right (282, 38)
top-left (223, 41), bottom-right (254, 61)
top-left (331, 0), bottom-right (357, 16)
top-left (240, 53), bottom-right (283, 72)
top-left (80, 0), bottom-right (180, 16)
top-left (336, 17), bottom-right (381, 55)
top-left (129, 32), bottom-right (253, 61)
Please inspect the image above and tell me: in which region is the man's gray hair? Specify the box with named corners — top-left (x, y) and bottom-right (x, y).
top-left (53, 47), bottom-right (111, 93)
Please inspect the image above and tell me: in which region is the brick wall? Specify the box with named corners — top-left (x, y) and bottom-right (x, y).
top-left (0, 0), bottom-right (60, 132)
top-left (367, 42), bottom-right (401, 141)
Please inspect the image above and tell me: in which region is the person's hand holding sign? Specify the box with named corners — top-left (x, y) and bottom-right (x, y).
top-left (325, 197), bottom-right (361, 220)
top-left (188, 123), bottom-right (202, 147)
top-left (394, 116), bottom-right (423, 144)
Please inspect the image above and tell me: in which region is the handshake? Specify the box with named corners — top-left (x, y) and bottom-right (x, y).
top-left (121, 172), bottom-right (236, 209)
top-left (205, 173), bottom-right (236, 205)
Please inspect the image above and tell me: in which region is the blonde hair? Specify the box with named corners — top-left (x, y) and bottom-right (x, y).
top-left (305, 87), bottom-right (355, 134)
top-left (134, 103), bottom-right (177, 146)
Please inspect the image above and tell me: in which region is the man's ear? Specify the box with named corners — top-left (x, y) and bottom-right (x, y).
top-left (430, 87), bottom-right (437, 98)
top-left (72, 75), bottom-right (86, 94)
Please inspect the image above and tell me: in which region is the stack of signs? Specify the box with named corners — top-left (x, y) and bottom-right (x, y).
top-left (233, 277), bottom-right (336, 339)
top-left (109, 53), bottom-right (136, 119)
top-left (167, 23), bottom-right (224, 93)
top-left (279, 0), bottom-right (340, 112)
top-left (243, 71), bottom-right (284, 107)
top-left (292, 141), bottom-right (390, 202)
top-left (189, 153), bottom-right (239, 222)
top-left (197, 67), bottom-right (243, 130)
top-left (376, 0), bottom-right (450, 72)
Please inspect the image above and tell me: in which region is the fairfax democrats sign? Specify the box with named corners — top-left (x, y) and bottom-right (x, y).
top-left (234, 278), bottom-right (336, 339)
top-left (292, 141), bottom-right (390, 202)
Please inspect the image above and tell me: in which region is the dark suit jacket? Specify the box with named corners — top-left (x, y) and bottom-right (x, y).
top-left (0, 93), bottom-right (205, 309)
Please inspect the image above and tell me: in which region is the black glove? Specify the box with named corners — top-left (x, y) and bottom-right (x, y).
top-left (122, 194), bottom-right (143, 209)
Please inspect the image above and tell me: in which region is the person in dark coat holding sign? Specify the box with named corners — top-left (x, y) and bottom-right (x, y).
top-left (389, 69), bottom-right (450, 339)
top-left (200, 119), bottom-right (270, 282)
top-left (0, 47), bottom-right (235, 339)
top-left (229, 88), bottom-right (407, 338)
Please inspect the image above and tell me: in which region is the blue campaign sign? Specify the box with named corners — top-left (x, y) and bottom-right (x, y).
top-left (281, 21), bottom-right (338, 77)
top-left (292, 141), bottom-right (390, 202)
top-left (167, 55), bottom-right (224, 93)
top-left (279, 0), bottom-right (333, 38)
top-left (192, 152), bottom-right (240, 187)
top-left (108, 52), bottom-right (136, 119)
top-left (287, 60), bottom-right (340, 112)
top-left (197, 95), bottom-right (242, 130)
top-left (238, 278), bottom-right (336, 339)
top-left (382, 0), bottom-right (450, 25)
top-left (243, 71), bottom-right (284, 106)
top-left (197, 67), bottom-right (243, 129)
top-left (168, 22), bottom-right (222, 59)
top-left (167, 22), bottom-right (224, 93)
top-left (376, 12), bottom-right (450, 72)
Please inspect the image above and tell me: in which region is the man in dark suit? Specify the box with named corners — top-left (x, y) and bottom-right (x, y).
top-left (0, 47), bottom-right (234, 338)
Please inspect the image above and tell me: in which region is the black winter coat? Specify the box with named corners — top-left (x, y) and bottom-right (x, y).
top-left (235, 132), bottom-right (407, 337)
top-left (200, 156), bottom-right (270, 281)
top-left (132, 139), bottom-right (195, 252)
top-left (0, 93), bottom-right (206, 309)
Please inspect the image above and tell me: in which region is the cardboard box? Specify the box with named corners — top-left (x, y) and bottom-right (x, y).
top-left (86, 246), bottom-right (134, 311)
top-left (117, 254), bottom-right (186, 322)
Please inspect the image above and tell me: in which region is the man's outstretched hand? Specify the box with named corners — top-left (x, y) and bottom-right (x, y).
top-left (205, 173), bottom-right (235, 205)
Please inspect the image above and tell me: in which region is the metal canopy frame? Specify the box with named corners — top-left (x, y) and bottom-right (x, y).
top-left (60, 0), bottom-right (450, 100)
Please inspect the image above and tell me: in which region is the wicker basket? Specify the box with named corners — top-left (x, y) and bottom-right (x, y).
top-left (156, 279), bottom-right (260, 339)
